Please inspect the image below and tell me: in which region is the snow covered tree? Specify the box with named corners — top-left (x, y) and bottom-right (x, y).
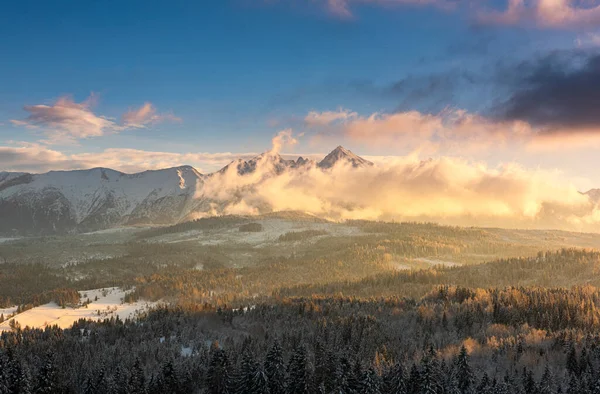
top-left (264, 341), bottom-right (285, 394)
top-left (35, 352), bottom-right (60, 394)
top-left (207, 348), bottom-right (232, 394)
top-left (453, 345), bottom-right (474, 394)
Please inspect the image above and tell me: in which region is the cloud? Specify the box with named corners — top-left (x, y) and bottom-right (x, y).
top-left (274, 0), bottom-right (600, 29)
top-left (477, 0), bottom-right (600, 28)
top-left (196, 150), bottom-right (600, 231)
top-left (121, 102), bottom-right (182, 128)
top-left (323, 0), bottom-right (457, 19)
top-left (11, 95), bottom-right (180, 144)
top-left (0, 142), bottom-right (259, 174)
top-left (576, 32), bottom-right (600, 47)
top-left (10, 95), bottom-right (121, 144)
top-left (305, 108), bottom-right (537, 153)
top-left (270, 129), bottom-right (299, 154)
top-left (492, 50), bottom-right (600, 132)
top-left (305, 109), bottom-right (358, 126)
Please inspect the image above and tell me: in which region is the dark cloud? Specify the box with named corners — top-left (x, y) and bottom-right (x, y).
top-left (493, 50), bottom-right (600, 130)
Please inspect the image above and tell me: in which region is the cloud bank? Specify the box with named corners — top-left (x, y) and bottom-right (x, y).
top-left (197, 148), bottom-right (600, 232)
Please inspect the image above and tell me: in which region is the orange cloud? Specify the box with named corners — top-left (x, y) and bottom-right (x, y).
top-left (306, 107), bottom-right (600, 154)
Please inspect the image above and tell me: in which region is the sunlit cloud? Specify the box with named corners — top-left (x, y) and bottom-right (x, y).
top-left (121, 102), bottom-right (181, 128)
top-left (305, 106), bottom-right (600, 154)
top-left (10, 95), bottom-right (180, 144)
top-left (197, 146), bottom-right (599, 232)
top-left (10, 95), bottom-right (121, 144)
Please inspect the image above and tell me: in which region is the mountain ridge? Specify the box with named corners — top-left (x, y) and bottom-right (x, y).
top-left (0, 146), bottom-right (372, 235)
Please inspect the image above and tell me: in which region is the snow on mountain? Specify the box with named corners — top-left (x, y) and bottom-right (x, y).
top-left (218, 152), bottom-right (302, 176)
top-left (0, 166), bottom-right (204, 234)
top-left (0, 146), bottom-right (373, 235)
top-left (317, 146), bottom-right (374, 169)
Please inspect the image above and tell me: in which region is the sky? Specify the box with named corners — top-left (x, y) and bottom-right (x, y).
top-left (2, 0), bottom-right (600, 189)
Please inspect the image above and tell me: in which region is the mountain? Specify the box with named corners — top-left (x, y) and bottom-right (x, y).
top-left (0, 146), bottom-right (371, 235)
top-left (0, 166), bottom-right (204, 235)
top-left (317, 146), bottom-right (374, 169)
top-left (218, 152), bottom-right (301, 176)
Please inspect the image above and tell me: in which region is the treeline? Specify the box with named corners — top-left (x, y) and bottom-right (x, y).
top-left (279, 248), bottom-right (600, 299)
top-left (5, 286), bottom-right (600, 392)
top-left (135, 216), bottom-right (248, 239)
top-left (278, 230), bottom-right (328, 242)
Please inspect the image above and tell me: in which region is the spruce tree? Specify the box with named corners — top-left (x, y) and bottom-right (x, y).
top-left (264, 341), bottom-right (285, 394)
top-left (286, 345), bottom-right (311, 394)
top-left (383, 361), bottom-right (407, 394)
top-left (36, 352), bottom-right (60, 394)
top-left (207, 348), bottom-right (232, 394)
top-left (453, 346), bottom-right (474, 394)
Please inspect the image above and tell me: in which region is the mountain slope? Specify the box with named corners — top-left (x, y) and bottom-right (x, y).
top-left (0, 166), bottom-right (204, 234)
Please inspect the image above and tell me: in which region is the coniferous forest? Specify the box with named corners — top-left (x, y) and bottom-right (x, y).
top-left (3, 218), bottom-right (600, 393)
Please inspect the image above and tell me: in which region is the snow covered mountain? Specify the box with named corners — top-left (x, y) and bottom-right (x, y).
top-left (317, 146), bottom-right (373, 169)
top-left (0, 166), bottom-right (204, 235)
top-left (217, 152), bottom-right (304, 176)
top-left (0, 146), bottom-right (370, 235)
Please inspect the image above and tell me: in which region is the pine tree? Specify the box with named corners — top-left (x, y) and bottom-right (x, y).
top-left (161, 360), bottom-right (181, 394)
top-left (286, 345), bottom-right (311, 394)
top-left (361, 367), bottom-right (383, 394)
top-left (408, 364), bottom-right (421, 394)
top-left (539, 365), bottom-right (553, 394)
top-left (36, 352), bottom-right (61, 394)
top-left (236, 351), bottom-right (258, 394)
top-left (251, 365), bottom-right (270, 394)
top-left (264, 341), bottom-right (285, 394)
top-left (128, 358), bottom-right (146, 394)
top-left (566, 345), bottom-right (579, 377)
top-left (383, 361), bottom-right (407, 394)
top-left (207, 348), bottom-right (232, 394)
top-left (453, 345), bottom-right (474, 394)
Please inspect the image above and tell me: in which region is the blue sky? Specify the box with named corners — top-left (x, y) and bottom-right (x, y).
top-left (2, 0), bottom-right (600, 185)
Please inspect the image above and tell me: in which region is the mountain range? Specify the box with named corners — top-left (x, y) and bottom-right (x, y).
top-left (0, 146), bottom-right (374, 235)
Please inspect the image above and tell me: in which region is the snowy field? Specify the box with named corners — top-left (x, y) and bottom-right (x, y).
top-left (0, 287), bottom-right (157, 332)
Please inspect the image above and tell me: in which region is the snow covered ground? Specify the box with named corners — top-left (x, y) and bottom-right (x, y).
top-left (0, 306), bottom-right (18, 317)
top-left (0, 237), bottom-right (21, 244)
top-left (0, 287), bottom-right (157, 332)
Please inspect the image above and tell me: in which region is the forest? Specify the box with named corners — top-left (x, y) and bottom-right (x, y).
top-left (2, 217), bottom-right (600, 393)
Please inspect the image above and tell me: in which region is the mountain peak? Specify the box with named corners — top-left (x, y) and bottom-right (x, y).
top-left (317, 146), bottom-right (373, 169)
